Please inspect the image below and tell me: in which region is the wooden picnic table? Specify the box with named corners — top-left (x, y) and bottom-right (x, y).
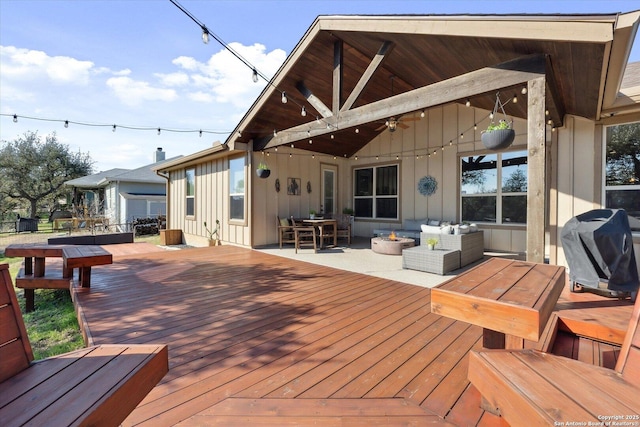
top-left (4, 243), bottom-right (112, 311)
top-left (430, 257), bottom-right (566, 349)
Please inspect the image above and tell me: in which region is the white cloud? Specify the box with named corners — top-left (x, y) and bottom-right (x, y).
top-left (171, 43), bottom-right (286, 109)
top-left (155, 72), bottom-right (190, 87)
top-left (187, 91), bottom-right (214, 103)
top-left (0, 45), bottom-right (94, 85)
top-left (106, 76), bottom-right (178, 106)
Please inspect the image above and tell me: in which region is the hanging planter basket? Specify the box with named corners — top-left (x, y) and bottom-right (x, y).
top-left (482, 128), bottom-right (515, 150)
top-left (256, 168), bottom-right (271, 178)
top-left (482, 92), bottom-right (515, 151)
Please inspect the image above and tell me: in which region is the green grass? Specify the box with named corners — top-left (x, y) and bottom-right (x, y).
top-left (1, 233), bottom-right (162, 360)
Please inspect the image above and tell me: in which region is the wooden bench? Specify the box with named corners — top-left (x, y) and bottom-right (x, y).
top-left (468, 290), bottom-right (640, 425)
top-left (0, 263), bottom-right (168, 426)
top-left (4, 243), bottom-right (113, 312)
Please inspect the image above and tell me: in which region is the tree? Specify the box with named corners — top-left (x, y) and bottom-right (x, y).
top-left (606, 122), bottom-right (640, 185)
top-left (0, 131), bottom-right (94, 218)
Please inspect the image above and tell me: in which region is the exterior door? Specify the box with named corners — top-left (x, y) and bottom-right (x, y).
top-left (321, 164), bottom-right (337, 217)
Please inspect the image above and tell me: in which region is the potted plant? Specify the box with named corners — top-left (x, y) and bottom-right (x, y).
top-left (481, 120), bottom-right (515, 150)
top-left (426, 237), bottom-right (438, 251)
top-left (204, 220), bottom-right (221, 246)
top-left (256, 162), bottom-right (271, 178)
top-left (309, 209), bottom-right (317, 220)
top-left (342, 207), bottom-right (354, 215)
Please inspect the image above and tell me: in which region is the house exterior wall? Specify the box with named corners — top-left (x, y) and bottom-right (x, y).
top-left (167, 153), bottom-right (251, 247)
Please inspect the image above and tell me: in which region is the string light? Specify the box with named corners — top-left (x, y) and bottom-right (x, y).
top-left (1, 113), bottom-right (227, 136)
top-left (420, 110), bottom-right (425, 118)
top-left (465, 99), bottom-right (471, 107)
top-left (521, 86), bottom-right (527, 95)
top-left (281, 92), bottom-right (287, 104)
top-left (301, 106), bottom-right (306, 117)
top-left (157, 128), bottom-right (161, 135)
top-left (512, 94), bottom-right (518, 103)
top-left (201, 27), bottom-right (210, 44)
top-left (252, 68), bottom-right (259, 83)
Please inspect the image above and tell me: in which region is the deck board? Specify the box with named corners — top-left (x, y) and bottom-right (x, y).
top-left (69, 245), bottom-right (635, 426)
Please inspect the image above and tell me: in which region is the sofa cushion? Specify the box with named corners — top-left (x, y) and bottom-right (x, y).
top-left (403, 218), bottom-right (427, 231)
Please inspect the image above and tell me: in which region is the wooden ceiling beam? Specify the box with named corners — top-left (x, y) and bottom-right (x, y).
top-left (333, 40), bottom-right (343, 116)
top-left (340, 40), bottom-right (394, 113)
top-left (264, 54), bottom-right (548, 149)
top-left (296, 81), bottom-right (333, 119)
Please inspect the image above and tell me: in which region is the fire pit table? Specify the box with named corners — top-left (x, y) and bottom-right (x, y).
top-left (371, 236), bottom-right (415, 255)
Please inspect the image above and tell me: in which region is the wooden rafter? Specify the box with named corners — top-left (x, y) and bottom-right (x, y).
top-left (340, 40), bottom-right (395, 113)
top-left (296, 81), bottom-right (333, 119)
top-left (264, 54), bottom-right (548, 149)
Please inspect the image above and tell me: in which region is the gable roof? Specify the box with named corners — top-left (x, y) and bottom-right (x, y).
top-left (226, 11), bottom-right (640, 158)
top-left (66, 156), bottom-right (183, 188)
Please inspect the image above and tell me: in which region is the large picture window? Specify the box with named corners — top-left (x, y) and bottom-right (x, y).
top-left (185, 168), bottom-right (195, 217)
top-left (229, 156), bottom-right (245, 221)
top-left (604, 122), bottom-right (640, 223)
top-left (353, 164), bottom-right (398, 219)
top-left (461, 151), bottom-right (527, 224)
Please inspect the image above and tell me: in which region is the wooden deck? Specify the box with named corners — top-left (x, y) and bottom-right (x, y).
top-left (69, 244), bottom-right (634, 426)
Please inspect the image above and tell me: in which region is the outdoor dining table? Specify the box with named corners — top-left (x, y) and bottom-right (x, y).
top-left (430, 257), bottom-right (566, 349)
top-left (302, 218), bottom-right (337, 249)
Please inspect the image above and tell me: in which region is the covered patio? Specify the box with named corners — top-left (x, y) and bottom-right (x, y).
top-left (71, 244), bottom-right (634, 426)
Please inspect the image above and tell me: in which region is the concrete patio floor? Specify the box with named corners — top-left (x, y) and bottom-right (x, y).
top-left (255, 236), bottom-right (522, 289)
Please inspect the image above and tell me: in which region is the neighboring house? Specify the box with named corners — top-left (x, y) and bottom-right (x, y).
top-left (66, 148), bottom-right (181, 231)
top-left (154, 12), bottom-right (640, 271)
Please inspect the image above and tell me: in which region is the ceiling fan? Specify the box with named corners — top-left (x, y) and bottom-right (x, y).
top-left (375, 115), bottom-right (420, 132)
top-left (374, 75), bottom-right (421, 132)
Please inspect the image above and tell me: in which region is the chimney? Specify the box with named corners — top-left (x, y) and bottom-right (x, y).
top-left (154, 147), bottom-right (165, 162)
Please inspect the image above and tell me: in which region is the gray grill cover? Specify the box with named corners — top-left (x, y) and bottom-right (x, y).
top-left (561, 209), bottom-right (639, 292)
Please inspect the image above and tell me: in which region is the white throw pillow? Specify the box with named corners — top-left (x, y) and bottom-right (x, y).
top-left (421, 224), bottom-right (442, 234)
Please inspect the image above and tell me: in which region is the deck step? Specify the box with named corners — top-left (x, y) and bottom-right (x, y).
top-left (177, 398), bottom-right (456, 425)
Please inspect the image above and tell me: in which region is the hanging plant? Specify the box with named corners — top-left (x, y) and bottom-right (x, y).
top-left (481, 93), bottom-right (515, 150)
top-left (417, 175), bottom-right (438, 196)
top-left (256, 162), bottom-right (271, 178)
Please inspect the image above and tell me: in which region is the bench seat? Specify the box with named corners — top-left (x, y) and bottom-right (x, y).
top-left (468, 289), bottom-right (640, 425)
top-left (0, 263), bottom-right (168, 427)
top-left (0, 344), bottom-right (168, 427)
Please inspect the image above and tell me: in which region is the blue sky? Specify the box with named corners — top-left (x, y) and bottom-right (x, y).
top-left (1, 0), bottom-right (639, 171)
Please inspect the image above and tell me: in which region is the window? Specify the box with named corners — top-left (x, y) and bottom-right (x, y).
top-left (604, 122), bottom-right (640, 223)
top-left (229, 156), bottom-right (245, 221)
top-left (353, 164), bottom-right (398, 219)
top-left (185, 168), bottom-right (195, 217)
top-left (461, 150), bottom-right (527, 224)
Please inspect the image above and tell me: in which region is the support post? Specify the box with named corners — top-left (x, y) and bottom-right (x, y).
top-left (527, 76), bottom-right (547, 263)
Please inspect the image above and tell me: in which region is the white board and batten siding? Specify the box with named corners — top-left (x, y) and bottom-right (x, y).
top-left (168, 154), bottom-right (251, 247)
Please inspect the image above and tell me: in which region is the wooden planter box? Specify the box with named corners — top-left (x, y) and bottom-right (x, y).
top-left (160, 229), bottom-right (182, 245)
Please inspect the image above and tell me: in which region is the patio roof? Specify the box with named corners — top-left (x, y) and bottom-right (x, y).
top-left (228, 12), bottom-right (639, 158)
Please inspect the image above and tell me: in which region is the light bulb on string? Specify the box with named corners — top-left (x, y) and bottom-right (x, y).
top-left (201, 27), bottom-right (210, 44)
top-left (199, 130), bottom-right (203, 137)
top-left (13, 114), bottom-right (18, 123)
top-left (252, 68), bottom-right (259, 83)
top-left (521, 86), bottom-right (527, 95)
top-left (512, 94), bottom-right (518, 103)
top-left (157, 128), bottom-right (161, 135)
top-left (465, 99), bottom-right (471, 107)
top-left (420, 110), bottom-right (425, 118)
top-left (301, 106), bottom-right (306, 117)
top-left (281, 92), bottom-right (287, 104)
top-left (474, 124), bottom-right (477, 130)
top-left (64, 120), bottom-right (69, 128)
top-left (112, 125), bottom-right (116, 132)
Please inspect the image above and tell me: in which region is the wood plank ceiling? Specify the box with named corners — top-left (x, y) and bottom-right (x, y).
top-left (234, 15), bottom-right (613, 158)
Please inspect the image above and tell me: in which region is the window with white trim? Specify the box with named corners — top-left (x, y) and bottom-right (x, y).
top-left (229, 156), bottom-right (245, 221)
top-left (353, 164), bottom-right (398, 219)
top-left (461, 150), bottom-right (527, 224)
top-left (604, 122), bottom-right (640, 224)
top-left (185, 168), bottom-right (195, 217)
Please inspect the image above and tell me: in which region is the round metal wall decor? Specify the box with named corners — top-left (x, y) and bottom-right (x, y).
top-left (418, 175), bottom-right (438, 196)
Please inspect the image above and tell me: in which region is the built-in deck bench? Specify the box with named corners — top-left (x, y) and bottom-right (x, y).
top-left (468, 292), bottom-right (640, 425)
top-left (0, 263), bottom-right (169, 426)
top-left (4, 243), bottom-right (113, 312)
